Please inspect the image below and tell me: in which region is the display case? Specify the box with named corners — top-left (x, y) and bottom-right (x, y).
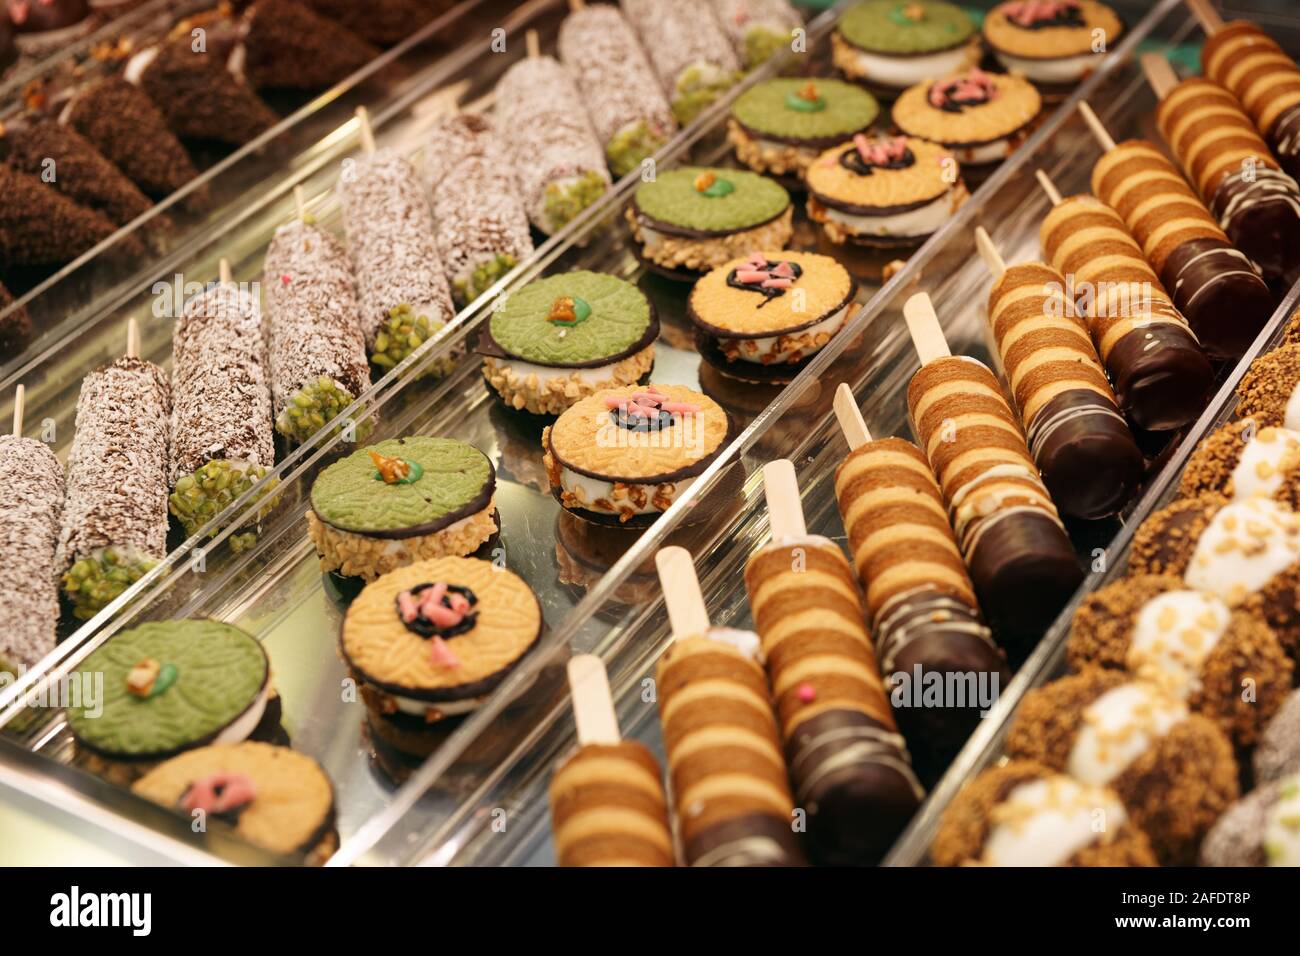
top-left (2, 0), bottom-right (1295, 868)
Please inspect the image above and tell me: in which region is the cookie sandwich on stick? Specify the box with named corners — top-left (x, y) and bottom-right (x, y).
top-left (974, 226), bottom-right (1142, 519)
top-left (264, 187), bottom-right (372, 443)
top-left (0, 386), bottom-right (64, 674)
top-left (338, 108), bottom-right (456, 372)
top-left (1147, 52), bottom-right (1300, 287)
top-left (902, 292), bottom-right (1082, 654)
top-left (1036, 168), bottom-right (1213, 431)
top-left (745, 459), bottom-right (923, 862)
top-left (549, 654), bottom-right (674, 867)
top-left (57, 319), bottom-right (171, 620)
top-left (1082, 100), bottom-right (1274, 361)
top-left (495, 30), bottom-right (610, 236)
top-left (832, 384), bottom-right (1008, 779)
top-left (169, 259), bottom-right (277, 551)
top-left (654, 546), bottom-right (806, 866)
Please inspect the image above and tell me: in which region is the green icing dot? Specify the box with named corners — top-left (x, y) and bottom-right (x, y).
top-left (702, 178), bottom-right (735, 198)
top-left (839, 1), bottom-right (975, 54)
top-left (67, 621), bottom-right (267, 758)
top-left (311, 436), bottom-right (491, 534)
top-left (735, 78), bottom-right (878, 139)
top-left (634, 167), bottom-right (790, 234)
top-left (490, 271), bottom-right (651, 366)
top-left (372, 459), bottom-right (424, 485)
top-left (147, 662), bottom-right (179, 698)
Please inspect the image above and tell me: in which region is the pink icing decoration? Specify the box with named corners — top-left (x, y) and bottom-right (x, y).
top-left (929, 70), bottom-right (997, 109)
top-left (397, 591), bottom-right (421, 623)
top-left (761, 277), bottom-right (793, 290)
top-left (659, 401), bottom-right (700, 413)
top-left (1003, 0), bottom-right (1077, 27)
top-left (796, 683), bottom-right (817, 703)
top-left (770, 261), bottom-right (796, 279)
top-left (736, 268), bottom-right (769, 283)
top-left (280, 274), bottom-right (292, 285)
top-left (429, 637), bottom-right (460, 668)
top-left (182, 772), bottom-right (257, 815)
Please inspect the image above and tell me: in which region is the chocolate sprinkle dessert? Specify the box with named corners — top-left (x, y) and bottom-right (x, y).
top-left (243, 0), bottom-right (379, 91)
top-left (137, 40), bottom-right (279, 147)
top-left (0, 164), bottom-right (118, 269)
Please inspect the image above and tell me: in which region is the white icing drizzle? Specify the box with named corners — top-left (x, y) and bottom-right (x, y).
top-left (787, 722), bottom-right (923, 804)
top-left (1025, 398), bottom-right (1128, 462)
top-left (1229, 427), bottom-right (1300, 501)
top-left (982, 776), bottom-right (1128, 866)
top-left (1129, 590), bottom-right (1231, 697)
top-left (1183, 498), bottom-right (1300, 605)
top-left (1067, 682), bottom-right (1186, 785)
top-left (1173, 245), bottom-right (1266, 311)
top-left (872, 585), bottom-right (995, 675)
top-left (705, 626), bottom-right (763, 661)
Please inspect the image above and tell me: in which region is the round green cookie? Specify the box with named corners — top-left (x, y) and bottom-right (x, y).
top-left (634, 168), bottom-right (790, 234)
top-left (731, 79), bottom-right (880, 141)
top-left (488, 271), bottom-right (654, 367)
top-left (68, 621), bottom-right (269, 759)
top-left (839, 1), bottom-right (975, 54)
top-left (310, 436), bottom-right (494, 535)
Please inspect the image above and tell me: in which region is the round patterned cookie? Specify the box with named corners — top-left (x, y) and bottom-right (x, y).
top-left (132, 742), bottom-right (336, 862)
top-left (483, 271), bottom-right (657, 367)
top-left (807, 136), bottom-right (957, 211)
top-left (730, 79), bottom-right (880, 148)
top-left (983, 1), bottom-right (1122, 59)
top-left (310, 437), bottom-right (494, 537)
top-left (893, 69), bottom-right (1041, 154)
top-left (632, 167), bottom-right (791, 235)
top-left (838, 0), bottom-right (975, 54)
top-left (68, 621), bottom-right (270, 760)
top-left (341, 556), bottom-right (542, 703)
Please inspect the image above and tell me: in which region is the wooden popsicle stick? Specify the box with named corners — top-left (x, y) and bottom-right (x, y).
top-left (293, 184), bottom-right (307, 223)
top-left (525, 28), bottom-right (541, 59)
top-left (1077, 101), bottom-right (1116, 152)
top-left (902, 292), bottom-right (951, 366)
top-left (12, 384), bottom-right (24, 438)
top-left (1185, 0), bottom-right (1224, 33)
top-left (125, 317), bottom-right (139, 360)
top-left (218, 258), bottom-right (232, 285)
top-left (1139, 52), bottom-right (1180, 100)
top-left (762, 459), bottom-right (807, 541)
top-left (974, 226), bottom-right (1006, 279)
top-left (1035, 168), bottom-right (1064, 207)
top-left (567, 654), bottom-right (620, 746)
top-left (655, 546), bottom-right (710, 641)
top-left (355, 106), bottom-right (377, 155)
top-left (833, 383), bottom-right (872, 450)
top-left (567, 0), bottom-right (586, 10)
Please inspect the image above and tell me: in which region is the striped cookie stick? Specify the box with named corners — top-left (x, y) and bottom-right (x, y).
top-left (1036, 169), bottom-right (1213, 431)
top-left (902, 293), bottom-right (1082, 656)
top-left (974, 226), bottom-right (1143, 519)
top-left (743, 459), bottom-right (922, 863)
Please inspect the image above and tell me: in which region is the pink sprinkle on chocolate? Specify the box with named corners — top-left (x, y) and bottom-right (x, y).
top-left (770, 261), bottom-right (795, 279)
top-left (603, 395), bottom-right (630, 409)
top-left (737, 268), bottom-right (769, 284)
top-left (280, 274), bottom-right (292, 285)
top-left (796, 683), bottom-right (816, 703)
top-left (629, 391), bottom-right (664, 405)
top-left (761, 277), bottom-right (793, 290)
top-left (397, 591), bottom-right (421, 623)
top-left (429, 636), bottom-right (460, 668)
top-left (660, 401), bottom-right (700, 413)
top-left (181, 772), bottom-right (257, 815)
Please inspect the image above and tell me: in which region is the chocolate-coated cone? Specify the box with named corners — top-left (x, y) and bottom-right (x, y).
top-left (302, 0), bottom-right (434, 46)
top-left (3, 120), bottom-right (162, 229)
top-left (63, 78), bottom-right (202, 203)
top-left (0, 165), bottom-right (118, 269)
top-left (0, 280), bottom-right (33, 361)
top-left (244, 0), bottom-right (379, 90)
top-left (139, 41), bottom-right (279, 147)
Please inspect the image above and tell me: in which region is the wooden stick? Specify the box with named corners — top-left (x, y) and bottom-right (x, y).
top-left (525, 28), bottom-right (540, 59)
top-left (1035, 168), bottom-right (1064, 207)
top-left (355, 106), bottom-right (377, 155)
top-left (1185, 0), bottom-right (1224, 34)
top-left (833, 383), bottom-right (872, 450)
top-left (973, 226), bottom-right (1006, 280)
top-left (1077, 101), bottom-right (1116, 152)
top-left (293, 184), bottom-right (306, 223)
top-left (655, 546), bottom-right (710, 641)
top-left (218, 258), bottom-right (232, 285)
top-left (12, 385), bottom-right (24, 438)
top-left (761, 460), bottom-right (807, 541)
top-left (902, 292), bottom-right (951, 366)
top-left (567, 0), bottom-right (585, 10)
top-left (567, 655), bottom-right (620, 746)
top-left (125, 317), bottom-right (140, 360)
top-left (1140, 52), bottom-right (1180, 100)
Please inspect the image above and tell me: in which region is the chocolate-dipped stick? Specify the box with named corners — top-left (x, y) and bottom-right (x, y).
top-left (1082, 100), bottom-right (1274, 360)
top-left (1195, 3), bottom-right (1300, 183)
top-left (57, 319), bottom-right (171, 620)
top-left (902, 293), bottom-right (1082, 655)
top-left (653, 546), bottom-right (806, 866)
top-left (548, 654), bottom-right (674, 867)
top-left (1146, 52), bottom-right (1300, 287)
top-left (829, 387), bottom-right (1008, 782)
top-left (743, 459), bottom-right (922, 862)
top-left (974, 226), bottom-right (1142, 518)
top-left (1036, 169), bottom-right (1213, 430)
top-left (0, 385), bottom-right (64, 673)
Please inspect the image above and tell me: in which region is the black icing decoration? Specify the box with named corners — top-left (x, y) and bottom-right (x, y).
top-left (396, 583), bottom-right (480, 639)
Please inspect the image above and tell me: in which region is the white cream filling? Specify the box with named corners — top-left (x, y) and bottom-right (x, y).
top-left (948, 137), bottom-right (1017, 166)
top-left (992, 49), bottom-right (1101, 84)
top-left (373, 508), bottom-right (488, 558)
top-left (214, 685), bottom-right (271, 744)
top-left (753, 137), bottom-right (820, 161)
top-left (703, 626), bottom-right (763, 661)
top-left (559, 466), bottom-right (697, 517)
top-left (822, 191), bottom-right (952, 238)
top-left (716, 304), bottom-right (851, 363)
top-left (123, 46), bottom-right (159, 85)
top-left (638, 223), bottom-right (668, 251)
top-left (1285, 381), bottom-right (1300, 431)
top-left (1230, 427), bottom-right (1300, 500)
top-left (982, 776), bottom-right (1128, 866)
top-left (389, 692), bottom-right (485, 717)
top-left (1184, 498), bottom-right (1300, 604)
top-left (1129, 591), bottom-right (1230, 697)
top-left (490, 355), bottom-right (626, 388)
top-left (841, 44), bottom-right (974, 90)
top-left (1264, 776), bottom-right (1300, 866)
top-left (1067, 683), bottom-right (1186, 786)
